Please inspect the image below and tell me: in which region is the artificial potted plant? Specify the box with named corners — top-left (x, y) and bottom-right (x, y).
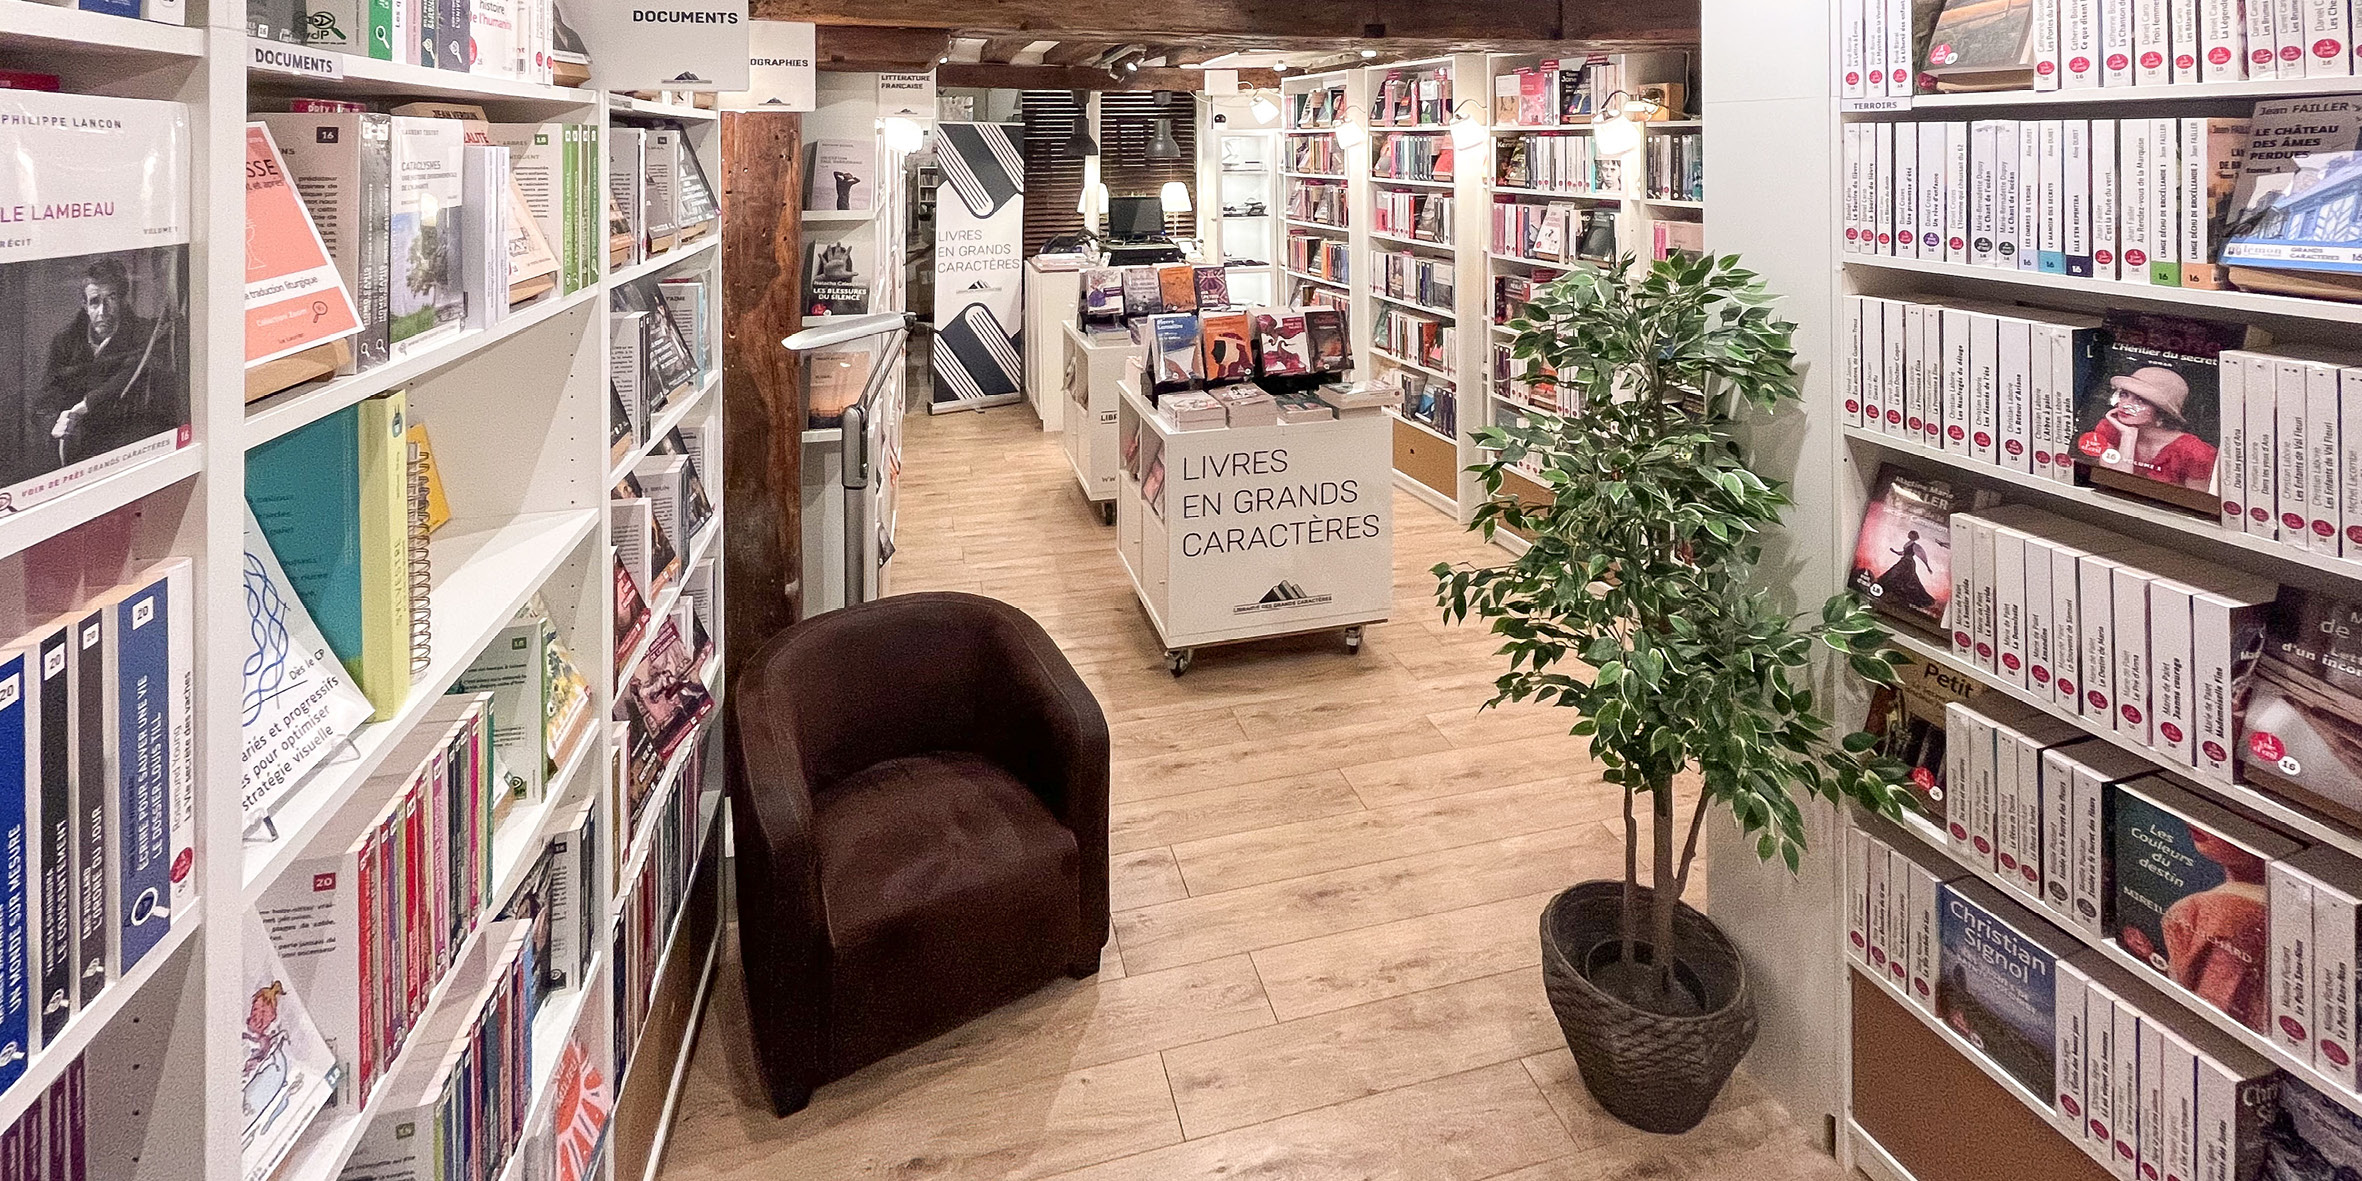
top-left (1437, 254), bottom-right (1913, 1134)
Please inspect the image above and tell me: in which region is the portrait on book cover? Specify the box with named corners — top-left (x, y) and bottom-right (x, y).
top-left (0, 246), bottom-right (189, 496)
top-left (2075, 313), bottom-right (2241, 496)
top-left (2110, 789), bottom-right (2272, 1032)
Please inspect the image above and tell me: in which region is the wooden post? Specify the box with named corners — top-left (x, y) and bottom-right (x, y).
top-left (719, 109), bottom-right (808, 688)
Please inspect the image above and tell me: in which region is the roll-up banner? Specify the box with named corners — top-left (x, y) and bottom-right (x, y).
top-left (931, 121), bottom-right (1027, 413)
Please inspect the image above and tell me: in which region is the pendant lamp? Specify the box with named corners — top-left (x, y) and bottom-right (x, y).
top-left (1146, 117), bottom-right (1185, 161)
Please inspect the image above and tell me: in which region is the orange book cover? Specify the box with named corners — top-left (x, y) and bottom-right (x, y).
top-left (244, 122), bottom-right (361, 367)
top-left (1158, 264), bottom-right (1199, 312)
top-left (1200, 313), bottom-right (1253, 383)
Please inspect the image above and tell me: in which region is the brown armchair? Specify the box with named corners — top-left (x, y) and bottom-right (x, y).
top-left (729, 591), bottom-right (1111, 1116)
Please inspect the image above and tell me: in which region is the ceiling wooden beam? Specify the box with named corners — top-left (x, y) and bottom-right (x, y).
top-left (978, 37), bottom-right (1037, 63)
top-left (813, 25), bottom-right (952, 70)
top-left (758, 0), bottom-right (1700, 48)
top-left (1041, 41), bottom-right (1109, 66)
top-left (934, 63), bottom-right (1280, 91)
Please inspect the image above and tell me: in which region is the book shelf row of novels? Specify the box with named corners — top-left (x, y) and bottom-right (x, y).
top-left (0, 14), bottom-right (734, 1181)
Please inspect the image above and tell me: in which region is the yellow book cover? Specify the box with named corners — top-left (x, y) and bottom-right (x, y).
top-left (406, 421), bottom-right (453, 533)
top-left (356, 392), bottom-right (412, 720)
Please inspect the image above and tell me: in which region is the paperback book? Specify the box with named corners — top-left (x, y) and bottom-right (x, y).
top-left (805, 240), bottom-right (869, 317)
top-left (242, 123), bottom-right (361, 395)
top-left (1194, 266), bottom-right (1232, 311)
top-left (2238, 585), bottom-right (2362, 822)
top-left (2110, 776), bottom-right (2301, 1033)
top-left (1199, 313), bottom-right (1254, 385)
top-left (1253, 308), bottom-right (1314, 376)
top-left (1304, 307), bottom-right (1351, 373)
top-left (239, 911), bottom-right (335, 1181)
top-left (1158, 265), bottom-right (1199, 313)
top-left (1922, 0), bottom-right (2038, 90)
top-left (2074, 310), bottom-right (2249, 510)
top-left (2222, 98), bottom-right (2362, 298)
top-left (1936, 877), bottom-right (2070, 1098)
top-left (1848, 464), bottom-right (1998, 633)
top-left (1149, 314), bottom-right (1203, 394)
top-left (238, 507), bottom-right (373, 826)
top-left (805, 140), bottom-right (876, 212)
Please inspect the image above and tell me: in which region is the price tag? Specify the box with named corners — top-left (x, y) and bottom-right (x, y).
top-left (248, 39), bottom-right (346, 79)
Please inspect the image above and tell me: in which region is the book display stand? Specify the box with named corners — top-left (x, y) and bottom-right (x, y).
top-left (0, 10), bottom-right (729, 1181)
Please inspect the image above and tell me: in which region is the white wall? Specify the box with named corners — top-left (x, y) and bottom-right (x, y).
top-left (1701, 0), bottom-right (1848, 1152)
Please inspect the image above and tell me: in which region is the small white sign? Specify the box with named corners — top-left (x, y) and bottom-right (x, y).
top-left (573, 0), bottom-right (751, 92)
top-left (878, 71), bottom-right (938, 120)
top-left (248, 39), bottom-right (345, 79)
top-left (717, 20), bottom-right (816, 111)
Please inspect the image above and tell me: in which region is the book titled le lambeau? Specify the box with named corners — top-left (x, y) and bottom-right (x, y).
top-left (0, 90), bottom-right (193, 515)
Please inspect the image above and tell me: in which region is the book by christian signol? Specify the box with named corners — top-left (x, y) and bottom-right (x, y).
top-left (2109, 776), bottom-right (2301, 1033)
top-left (1935, 878), bottom-right (2067, 1098)
top-left (0, 91), bottom-right (193, 515)
top-left (1848, 464), bottom-right (1999, 633)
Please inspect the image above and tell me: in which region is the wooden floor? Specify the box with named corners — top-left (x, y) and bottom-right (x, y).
top-left (662, 406), bottom-right (1851, 1181)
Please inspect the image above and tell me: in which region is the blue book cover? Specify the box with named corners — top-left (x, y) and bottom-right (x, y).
top-left (1935, 880), bottom-right (2059, 1099)
top-left (33, 627), bottom-right (70, 1045)
top-left (74, 0), bottom-right (141, 15)
top-left (2039, 251), bottom-right (2066, 274)
top-left (248, 407), bottom-right (364, 671)
top-left (0, 650), bottom-right (30, 1091)
top-left (110, 574), bottom-right (173, 971)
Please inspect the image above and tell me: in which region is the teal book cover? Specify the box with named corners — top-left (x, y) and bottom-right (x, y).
top-left (247, 406), bottom-right (364, 667)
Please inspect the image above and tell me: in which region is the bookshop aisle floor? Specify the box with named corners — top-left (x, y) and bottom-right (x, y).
top-left (662, 408), bottom-right (1850, 1181)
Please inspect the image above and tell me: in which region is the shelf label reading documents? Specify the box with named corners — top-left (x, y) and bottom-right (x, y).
top-left (573, 0), bottom-right (750, 91)
top-left (717, 20), bottom-right (815, 111)
top-left (248, 39), bottom-right (344, 79)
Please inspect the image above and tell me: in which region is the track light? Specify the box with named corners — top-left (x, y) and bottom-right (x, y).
top-left (1448, 101), bottom-right (1486, 151)
top-left (1249, 93), bottom-right (1279, 125)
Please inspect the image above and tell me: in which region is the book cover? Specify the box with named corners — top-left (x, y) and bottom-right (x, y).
top-left (247, 393), bottom-right (411, 721)
top-left (1121, 267), bottom-right (1163, 318)
top-left (1924, 0), bottom-right (2037, 87)
top-left (612, 556), bottom-right (647, 666)
top-left (2111, 775), bottom-right (2301, 1032)
top-left (238, 910), bottom-right (335, 1181)
top-left (0, 92), bottom-right (192, 513)
top-left (1080, 268), bottom-right (1124, 324)
top-left (451, 613), bottom-right (550, 808)
top-left (2221, 98), bottom-right (2362, 277)
top-left (1848, 464), bottom-right (1997, 631)
top-left (2238, 584), bottom-right (2362, 819)
top-left (388, 117), bottom-right (467, 355)
top-left (2074, 310), bottom-right (2245, 500)
top-left (238, 506), bottom-right (373, 826)
top-left (619, 620), bottom-right (711, 763)
top-left (805, 240), bottom-right (868, 317)
top-left (1149, 314), bottom-right (1202, 393)
top-left (256, 112), bottom-right (393, 373)
top-left (100, 566), bottom-right (177, 975)
top-left (1253, 308), bottom-right (1313, 376)
top-left (1936, 878), bottom-right (2064, 1098)
top-left (1199, 313), bottom-right (1253, 385)
top-left (0, 642), bottom-right (30, 1091)
top-left (1157, 265), bottom-right (1199, 313)
top-left (1303, 307), bottom-right (1350, 373)
top-left (1865, 677), bottom-right (1955, 827)
top-left (805, 139), bottom-right (875, 212)
top-left (1193, 266), bottom-right (1231, 311)
top-left (243, 123), bottom-right (362, 372)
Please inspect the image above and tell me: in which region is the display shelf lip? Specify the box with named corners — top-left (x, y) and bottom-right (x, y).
top-left (1491, 322), bottom-right (1520, 336)
top-left (1880, 626), bottom-right (2362, 865)
top-left (1369, 230), bottom-right (1457, 251)
top-left (1372, 348), bottom-right (1458, 384)
top-left (1281, 267), bottom-right (1350, 290)
top-left (1845, 1119), bottom-right (1923, 1181)
top-left (1282, 169), bottom-right (1349, 181)
top-left (251, 48), bottom-right (596, 106)
top-left (609, 372), bottom-right (719, 486)
top-left (1284, 218), bottom-right (1351, 233)
top-left (1839, 425), bottom-right (2362, 586)
top-left (1645, 197), bottom-right (1707, 209)
top-left (0, 2), bottom-right (205, 57)
top-left (1895, 76), bottom-right (2362, 108)
top-left (1371, 175), bottom-right (1456, 189)
top-left (1488, 251), bottom-right (1575, 267)
top-left (611, 96), bottom-right (717, 122)
top-left (1489, 186), bottom-right (1623, 201)
top-left (1870, 795), bottom-right (2362, 1125)
top-left (1845, 253), bottom-right (2362, 324)
top-left (0, 443), bottom-right (202, 564)
top-left (1369, 289), bottom-right (1457, 318)
top-left (245, 284), bottom-right (601, 449)
top-left (0, 897), bottom-right (203, 1133)
top-left (611, 235), bottom-right (721, 287)
top-left (1367, 122), bottom-right (1453, 132)
top-left (240, 508), bottom-right (601, 905)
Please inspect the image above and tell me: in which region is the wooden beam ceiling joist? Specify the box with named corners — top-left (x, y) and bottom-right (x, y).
top-left (813, 25), bottom-right (953, 71)
top-left (933, 63), bottom-right (1280, 91)
top-left (761, 0), bottom-right (1700, 50)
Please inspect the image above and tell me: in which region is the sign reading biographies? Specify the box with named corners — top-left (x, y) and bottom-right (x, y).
top-left (931, 122), bottom-right (1026, 412)
top-left (570, 0), bottom-right (750, 91)
top-left (716, 20), bottom-right (815, 111)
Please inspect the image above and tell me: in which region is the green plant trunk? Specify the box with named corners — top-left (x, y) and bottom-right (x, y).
top-left (1650, 777), bottom-right (1679, 1000)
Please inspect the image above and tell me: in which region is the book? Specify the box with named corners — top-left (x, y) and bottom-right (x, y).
top-left (247, 392), bottom-right (413, 722)
top-left (2219, 98), bottom-right (2362, 291)
top-left (805, 240), bottom-right (868, 317)
top-left (1158, 265), bottom-right (1199, 313)
top-left (386, 101), bottom-right (559, 306)
top-left (1935, 876), bottom-right (2078, 1098)
top-left (97, 559), bottom-right (192, 979)
top-left (257, 112), bottom-right (394, 374)
top-left (0, 92), bottom-right (193, 513)
top-left (1303, 307), bottom-right (1350, 373)
top-left (805, 139), bottom-right (875, 212)
top-left (1252, 308), bottom-right (1313, 376)
top-left (1080, 268), bottom-right (1124, 325)
top-left (1121, 267), bottom-right (1163, 318)
top-left (612, 555), bottom-right (648, 666)
top-left (656, 277), bottom-right (710, 372)
top-left (452, 611), bottom-right (551, 809)
top-left (238, 506), bottom-right (373, 826)
top-left (486, 122), bottom-right (597, 296)
top-left (618, 620), bottom-right (711, 762)
top-left (1149, 314), bottom-right (1202, 394)
top-left (2074, 310), bottom-right (2249, 511)
top-left (388, 117), bottom-right (467, 355)
top-left (2110, 775), bottom-right (2301, 1032)
top-left (1848, 464), bottom-right (1998, 632)
top-left (239, 910), bottom-right (336, 1181)
top-left (2237, 584), bottom-right (2362, 822)
top-left (242, 122), bottom-right (361, 399)
top-left (642, 129), bottom-right (682, 252)
top-left (1199, 313), bottom-right (1253, 385)
top-left (458, 142), bottom-right (511, 330)
top-left (1193, 266), bottom-right (1231, 311)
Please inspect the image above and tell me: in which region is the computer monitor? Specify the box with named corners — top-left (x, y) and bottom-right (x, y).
top-left (1106, 195), bottom-right (1164, 240)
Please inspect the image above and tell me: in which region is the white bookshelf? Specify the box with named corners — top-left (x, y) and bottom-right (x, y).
top-left (0, 15), bottom-right (732, 1181)
top-left (1200, 94), bottom-right (1282, 308)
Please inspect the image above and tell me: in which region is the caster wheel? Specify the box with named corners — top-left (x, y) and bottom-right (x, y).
top-left (1166, 648), bottom-right (1195, 677)
top-left (1345, 626), bottom-right (1364, 653)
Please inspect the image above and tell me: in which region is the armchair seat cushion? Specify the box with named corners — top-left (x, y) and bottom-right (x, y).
top-left (814, 751), bottom-right (1082, 952)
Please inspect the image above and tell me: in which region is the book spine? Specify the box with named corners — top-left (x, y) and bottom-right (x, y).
top-left (1943, 307), bottom-right (1974, 454)
top-left (159, 561), bottom-right (192, 927)
top-left (2037, 0), bottom-right (2066, 87)
top-left (2200, 0), bottom-right (2246, 81)
top-left (2059, 958), bottom-right (2095, 1132)
top-left (1970, 312), bottom-right (2000, 464)
top-left (2182, 118), bottom-right (2210, 288)
top-left (2051, 542), bottom-right (2088, 712)
top-left (2314, 880), bottom-right (2360, 1088)
top-left (2149, 577), bottom-right (2195, 765)
top-left (2068, 0), bottom-right (2105, 86)
top-left (1950, 512), bottom-right (1981, 662)
top-left (1883, 300), bottom-right (1908, 436)
top-left (1906, 860), bottom-right (1940, 1009)
top-left (2270, 859), bottom-right (2317, 1060)
top-left (2135, 0), bottom-right (2173, 83)
top-left (1971, 120), bottom-right (1999, 267)
top-left (1888, 0), bottom-right (1917, 93)
top-left (69, 615), bottom-right (104, 1009)
top-left (2103, 0), bottom-right (2138, 84)
top-left (1845, 124), bottom-right (1865, 254)
top-left (2017, 118), bottom-right (2042, 271)
top-left (1944, 122), bottom-right (1970, 264)
top-left (2015, 731), bottom-right (2049, 898)
top-left (1876, 122), bottom-right (1896, 253)
top-left (1944, 703), bottom-right (1976, 848)
top-left (2147, 116), bottom-right (2181, 286)
top-left (2249, 0), bottom-right (2283, 76)
top-left (1973, 514), bottom-right (2000, 672)
top-left (2040, 744), bottom-right (2075, 913)
top-left (2308, 359), bottom-right (2343, 553)
top-left (2079, 554), bottom-right (2119, 722)
top-left (2000, 316), bottom-right (2034, 472)
top-left (1922, 118), bottom-right (1948, 259)
top-left (2246, 353), bottom-right (2280, 535)
top-left (1995, 526), bottom-right (2032, 687)
top-left (2032, 324), bottom-right (2064, 481)
top-left (2120, 117), bottom-right (2151, 281)
top-left (107, 578), bottom-right (173, 973)
top-left (33, 629), bottom-right (67, 1047)
top-left (2345, 367), bottom-right (2362, 555)
top-left (2111, 1001), bottom-right (2140, 1176)
top-left (1882, 846), bottom-right (1910, 988)
top-left (2093, 118), bottom-right (2121, 280)
top-left (2304, 0), bottom-right (2355, 74)
top-left (2162, 1028), bottom-right (2198, 1181)
top-left (1906, 303), bottom-right (1933, 442)
top-left (1866, 839), bottom-right (1891, 975)
top-left (0, 651), bottom-right (30, 1088)
top-left (1863, 299), bottom-right (1888, 432)
top-left (1965, 707), bottom-right (1999, 863)
top-left (2277, 0), bottom-right (2308, 73)
top-left (2040, 119), bottom-right (2067, 273)
top-left (2111, 564), bottom-right (2154, 743)
top-left (1845, 297), bottom-right (1866, 428)
top-left (2087, 978), bottom-right (2120, 1154)
top-left (2191, 592), bottom-right (2262, 779)
top-left (2171, 0), bottom-right (2202, 79)
top-left (2137, 1013), bottom-right (2166, 1181)
top-left (1896, 122), bottom-right (1921, 260)
top-left (2027, 532), bottom-right (2061, 697)
top-left (2280, 359), bottom-right (2312, 543)
top-left (2066, 120), bottom-right (2094, 276)
top-left (357, 393), bottom-right (411, 722)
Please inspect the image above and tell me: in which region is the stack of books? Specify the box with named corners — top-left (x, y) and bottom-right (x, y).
top-left (1213, 386), bottom-right (1279, 427)
top-left (1159, 392), bottom-right (1229, 431)
top-left (1274, 389), bottom-right (1338, 423)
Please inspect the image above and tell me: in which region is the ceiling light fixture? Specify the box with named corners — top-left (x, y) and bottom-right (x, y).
top-left (1061, 90), bottom-right (1100, 158)
top-left (1360, 49), bottom-right (1377, 59)
top-left (1249, 92), bottom-right (1280, 125)
top-left (1591, 89), bottom-right (1660, 157)
top-left (881, 116), bottom-right (926, 154)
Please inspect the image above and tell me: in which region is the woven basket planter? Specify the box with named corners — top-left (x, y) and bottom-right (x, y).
top-left (1539, 881), bottom-right (1757, 1134)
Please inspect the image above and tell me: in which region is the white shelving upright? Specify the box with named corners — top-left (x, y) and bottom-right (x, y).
top-left (1199, 93), bottom-right (1282, 309)
top-left (0, 8), bottom-right (733, 1181)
